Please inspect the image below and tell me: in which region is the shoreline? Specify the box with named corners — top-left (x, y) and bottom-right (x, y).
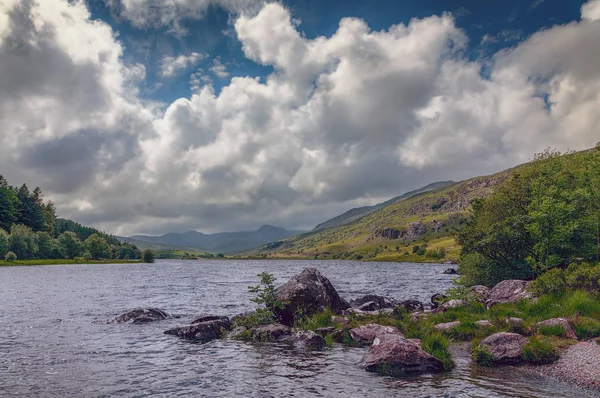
top-left (0, 259), bottom-right (140, 267)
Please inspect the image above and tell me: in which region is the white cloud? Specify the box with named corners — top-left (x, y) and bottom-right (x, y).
top-left (209, 58), bottom-right (229, 79)
top-left (1, 0), bottom-right (599, 236)
top-left (582, 0), bottom-right (600, 21)
top-left (159, 52), bottom-right (205, 77)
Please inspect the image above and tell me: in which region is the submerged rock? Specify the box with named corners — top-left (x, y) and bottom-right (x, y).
top-left (292, 330), bottom-right (325, 350)
top-left (164, 317), bottom-right (231, 342)
top-left (275, 268), bottom-right (350, 326)
top-left (536, 318), bottom-right (577, 339)
top-left (350, 323), bottom-right (403, 346)
top-left (485, 280), bottom-right (532, 308)
top-left (107, 308), bottom-right (176, 324)
top-left (350, 294), bottom-right (398, 310)
top-left (443, 268), bottom-right (458, 275)
top-left (361, 334), bottom-right (444, 375)
top-left (478, 332), bottom-right (528, 365)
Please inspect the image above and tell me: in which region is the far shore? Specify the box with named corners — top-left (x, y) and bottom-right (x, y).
top-left (0, 259), bottom-right (141, 267)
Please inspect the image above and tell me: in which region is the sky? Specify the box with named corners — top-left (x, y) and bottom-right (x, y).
top-left (0, 0), bottom-right (599, 236)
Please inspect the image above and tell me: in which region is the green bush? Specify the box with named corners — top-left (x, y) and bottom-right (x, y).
top-left (472, 345), bottom-right (494, 366)
top-left (421, 332), bottom-right (454, 370)
top-left (523, 337), bottom-right (559, 364)
top-left (4, 251), bottom-right (17, 262)
top-left (538, 325), bottom-right (566, 338)
top-left (82, 251), bottom-right (93, 261)
top-left (142, 249), bottom-right (155, 263)
top-left (530, 268), bottom-right (566, 295)
top-left (572, 317), bottom-right (600, 339)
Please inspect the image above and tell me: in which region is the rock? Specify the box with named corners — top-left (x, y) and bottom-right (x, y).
top-left (434, 321), bottom-right (460, 331)
top-left (435, 299), bottom-right (470, 313)
top-left (374, 227), bottom-right (403, 240)
top-left (476, 320), bottom-right (494, 328)
top-left (292, 330), bottom-right (325, 350)
top-left (164, 317), bottom-right (232, 342)
top-left (228, 326), bottom-right (249, 339)
top-left (252, 324), bottom-right (292, 341)
top-left (357, 301), bottom-right (380, 311)
top-left (505, 317), bottom-right (526, 328)
top-left (471, 285), bottom-right (491, 302)
top-left (430, 220), bottom-right (445, 232)
top-left (443, 268), bottom-right (458, 275)
top-left (536, 318), bottom-right (577, 339)
top-left (192, 315), bottom-right (230, 324)
top-left (315, 327), bottom-right (336, 337)
top-left (350, 294), bottom-right (398, 310)
top-left (361, 334), bottom-right (445, 375)
top-left (350, 323), bottom-right (403, 346)
top-left (430, 293), bottom-right (447, 310)
top-left (396, 300), bottom-right (424, 313)
top-left (275, 268), bottom-right (350, 326)
top-left (485, 280), bottom-right (532, 308)
top-left (107, 308), bottom-right (176, 324)
top-left (410, 312), bottom-right (429, 323)
top-left (406, 222), bottom-right (428, 240)
top-left (331, 316), bottom-right (349, 325)
top-left (478, 332), bottom-right (528, 365)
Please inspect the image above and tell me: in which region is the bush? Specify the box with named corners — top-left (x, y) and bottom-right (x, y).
top-left (82, 251), bottom-right (93, 261)
top-left (523, 337), bottom-right (559, 364)
top-left (530, 268), bottom-right (566, 295)
top-left (421, 332), bottom-right (454, 370)
top-left (142, 249), bottom-right (155, 263)
top-left (4, 251), bottom-right (17, 262)
top-left (472, 345), bottom-right (494, 366)
top-left (572, 317), bottom-right (600, 339)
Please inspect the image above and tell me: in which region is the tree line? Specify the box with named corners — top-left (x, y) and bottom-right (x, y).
top-left (457, 145), bottom-right (600, 286)
top-left (0, 176), bottom-right (145, 261)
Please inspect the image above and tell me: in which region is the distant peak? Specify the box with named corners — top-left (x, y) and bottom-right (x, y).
top-left (258, 224), bottom-right (283, 232)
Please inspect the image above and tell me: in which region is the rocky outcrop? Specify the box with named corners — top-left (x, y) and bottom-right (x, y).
top-left (107, 308), bottom-right (177, 324)
top-left (485, 280), bottom-right (532, 308)
top-left (252, 324), bottom-right (292, 341)
top-left (275, 268), bottom-right (350, 326)
top-left (536, 318), bottom-right (577, 339)
top-left (434, 321), bottom-right (460, 331)
top-left (430, 219), bottom-right (444, 232)
top-left (350, 294), bottom-right (397, 310)
top-left (362, 334), bottom-right (445, 375)
top-left (374, 228), bottom-right (403, 240)
top-left (292, 330), bottom-right (325, 350)
top-left (478, 332), bottom-right (528, 365)
top-left (406, 222), bottom-right (427, 240)
top-left (350, 324), bottom-right (403, 346)
top-left (164, 317), bottom-right (231, 342)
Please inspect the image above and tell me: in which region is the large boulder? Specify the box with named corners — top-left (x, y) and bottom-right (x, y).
top-left (275, 268), bottom-right (350, 325)
top-left (107, 308), bottom-right (177, 324)
top-left (471, 285), bottom-right (491, 302)
top-left (350, 323), bottom-right (403, 346)
top-left (164, 317), bottom-right (231, 342)
top-left (292, 330), bottom-right (325, 350)
top-left (362, 334), bottom-right (445, 375)
top-left (485, 280), bottom-right (532, 308)
top-left (350, 294), bottom-right (398, 310)
top-left (536, 318), bottom-right (577, 339)
top-left (478, 332), bottom-right (528, 365)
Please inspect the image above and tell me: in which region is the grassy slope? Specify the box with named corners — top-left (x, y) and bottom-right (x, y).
top-left (247, 171), bottom-right (511, 262)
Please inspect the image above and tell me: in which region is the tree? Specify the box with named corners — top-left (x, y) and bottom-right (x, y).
top-left (58, 231), bottom-right (83, 259)
top-left (0, 228), bottom-right (9, 257)
top-left (142, 249), bottom-right (155, 263)
top-left (9, 224), bottom-right (38, 260)
top-left (36, 231), bottom-right (55, 259)
top-left (4, 251), bottom-right (16, 262)
top-left (0, 176), bottom-right (19, 231)
top-left (84, 234), bottom-right (110, 260)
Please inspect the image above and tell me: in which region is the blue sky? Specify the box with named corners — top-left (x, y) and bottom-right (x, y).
top-left (88, 0), bottom-right (587, 105)
top-left (1, 0), bottom-right (599, 234)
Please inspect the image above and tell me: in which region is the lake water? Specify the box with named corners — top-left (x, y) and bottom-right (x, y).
top-left (0, 260), bottom-right (594, 397)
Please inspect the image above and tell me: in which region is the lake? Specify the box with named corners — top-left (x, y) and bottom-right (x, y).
top-left (0, 260), bottom-right (592, 397)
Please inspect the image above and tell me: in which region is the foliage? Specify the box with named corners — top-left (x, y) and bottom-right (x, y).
top-left (4, 251), bottom-right (16, 262)
top-left (142, 249), bottom-right (156, 263)
top-left (240, 272), bottom-right (284, 328)
top-left (472, 345), bottom-right (494, 366)
top-left (9, 224), bottom-right (38, 260)
top-left (421, 332), bottom-right (454, 370)
top-left (0, 228), bottom-right (8, 257)
top-left (458, 149), bottom-right (600, 286)
top-left (324, 333), bottom-right (334, 348)
top-left (84, 234), bottom-right (111, 260)
top-left (58, 231), bottom-right (83, 259)
top-left (522, 337), bottom-right (559, 365)
top-left (82, 252), bottom-right (93, 261)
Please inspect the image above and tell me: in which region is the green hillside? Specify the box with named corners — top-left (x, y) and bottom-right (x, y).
top-left (248, 171), bottom-right (513, 262)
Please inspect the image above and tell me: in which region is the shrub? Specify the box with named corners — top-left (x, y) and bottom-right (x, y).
top-left (421, 332), bottom-right (454, 370)
top-left (530, 268), bottom-right (566, 295)
top-left (523, 337), bottom-right (559, 364)
top-left (538, 325), bottom-right (566, 338)
top-left (472, 345), bottom-right (494, 366)
top-left (82, 251), bottom-right (93, 261)
top-left (4, 251), bottom-right (17, 262)
top-left (572, 317), bottom-right (600, 339)
top-left (142, 249), bottom-right (155, 263)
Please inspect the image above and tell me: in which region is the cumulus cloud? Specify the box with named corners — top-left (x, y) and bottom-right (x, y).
top-left (1, 0), bottom-right (599, 236)
top-left (209, 58), bottom-right (229, 79)
top-left (159, 52), bottom-right (205, 77)
top-left (582, 0), bottom-right (600, 21)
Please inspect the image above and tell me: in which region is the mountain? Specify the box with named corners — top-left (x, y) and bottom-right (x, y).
top-left (127, 225), bottom-right (304, 254)
top-left (249, 172), bottom-right (512, 262)
top-left (313, 181), bottom-right (455, 231)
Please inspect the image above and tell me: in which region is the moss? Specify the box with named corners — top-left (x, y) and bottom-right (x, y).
top-left (523, 337), bottom-right (559, 365)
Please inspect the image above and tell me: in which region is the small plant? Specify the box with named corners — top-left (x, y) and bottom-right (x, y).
top-left (237, 272), bottom-right (285, 329)
top-left (4, 251), bottom-right (16, 262)
top-left (523, 337), bottom-right (559, 364)
top-left (538, 324), bottom-right (566, 338)
top-left (421, 332), bottom-right (454, 370)
top-left (472, 345), bottom-right (494, 366)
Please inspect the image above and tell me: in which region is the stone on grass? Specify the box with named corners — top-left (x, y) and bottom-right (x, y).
top-left (478, 332), bottom-right (528, 365)
top-left (434, 321), bottom-right (460, 331)
top-left (536, 318), bottom-right (577, 339)
top-left (485, 280), bottom-right (532, 308)
top-left (475, 320), bottom-right (494, 328)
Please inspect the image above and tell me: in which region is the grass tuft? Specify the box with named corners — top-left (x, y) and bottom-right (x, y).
top-left (523, 337), bottom-right (559, 365)
top-left (421, 332), bottom-right (454, 370)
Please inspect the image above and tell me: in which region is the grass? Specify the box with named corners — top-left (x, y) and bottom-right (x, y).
top-left (296, 308), bottom-right (335, 330)
top-left (472, 345), bottom-right (494, 366)
top-left (523, 337), bottom-right (559, 365)
top-left (572, 317), bottom-right (600, 339)
top-left (421, 332), bottom-right (454, 370)
top-left (324, 333), bottom-right (334, 348)
top-left (0, 258), bottom-right (139, 266)
top-left (538, 325), bottom-right (567, 338)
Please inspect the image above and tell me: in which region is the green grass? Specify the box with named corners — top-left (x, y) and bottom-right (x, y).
top-left (523, 337), bottom-right (559, 365)
top-left (572, 317), bottom-right (600, 339)
top-left (324, 333), bottom-right (334, 348)
top-left (538, 325), bottom-right (567, 338)
top-left (296, 308), bottom-right (335, 330)
top-left (421, 332), bottom-right (454, 370)
top-left (472, 345), bottom-right (494, 366)
top-left (0, 258), bottom-right (139, 266)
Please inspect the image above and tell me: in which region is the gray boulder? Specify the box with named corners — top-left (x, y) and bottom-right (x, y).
top-left (362, 334), bottom-right (445, 375)
top-left (164, 317), bottom-right (231, 342)
top-left (107, 308), bottom-right (177, 324)
top-left (350, 323), bottom-right (403, 346)
top-left (478, 332), bottom-right (528, 364)
top-left (396, 300), bottom-right (424, 313)
top-left (434, 321), bottom-right (460, 331)
top-left (275, 268), bottom-right (350, 326)
top-left (252, 324), bottom-right (292, 341)
top-left (292, 330), bottom-right (325, 350)
top-left (471, 285), bottom-right (491, 302)
top-left (435, 299), bottom-right (470, 313)
top-left (536, 318), bottom-right (577, 339)
top-left (485, 280), bottom-right (532, 308)
top-left (350, 294), bottom-right (398, 310)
